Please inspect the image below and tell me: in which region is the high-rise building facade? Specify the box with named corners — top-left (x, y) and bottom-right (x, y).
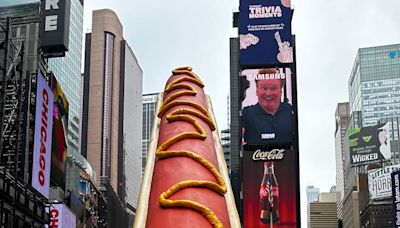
top-left (309, 192), bottom-right (337, 228)
top-left (121, 40), bottom-right (143, 212)
top-left (306, 185), bottom-right (320, 228)
top-left (229, 35), bottom-right (241, 213)
top-left (220, 128), bottom-right (231, 176)
top-left (349, 44), bottom-right (400, 127)
top-left (48, 0), bottom-right (84, 155)
top-left (334, 102), bottom-right (350, 225)
top-left (85, 9), bottom-right (124, 194)
top-left (142, 93), bottom-right (158, 174)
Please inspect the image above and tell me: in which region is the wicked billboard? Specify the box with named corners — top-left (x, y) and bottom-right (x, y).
top-left (349, 122), bottom-right (391, 164)
top-left (243, 148), bottom-right (298, 227)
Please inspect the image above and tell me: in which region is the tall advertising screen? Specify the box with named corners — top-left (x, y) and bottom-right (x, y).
top-left (368, 164), bottom-right (400, 200)
top-left (349, 122), bottom-right (391, 164)
top-left (239, 0), bottom-right (293, 66)
top-left (241, 67), bottom-right (293, 146)
top-left (50, 73), bottom-right (69, 190)
top-left (31, 71), bottom-right (54, 198)
top-left (49, 203), bottom-right (76, 228)
top-left (391, 170), bottom-right (400, 227)
top-left (243, 148), bottom-right (297, 227)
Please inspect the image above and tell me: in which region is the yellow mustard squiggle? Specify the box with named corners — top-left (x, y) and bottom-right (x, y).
top-left (156, 66), bottom-right (227, 228)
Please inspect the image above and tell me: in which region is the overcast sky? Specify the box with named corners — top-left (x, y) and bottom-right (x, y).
top-left (84, 0), bottom-right (400, 226)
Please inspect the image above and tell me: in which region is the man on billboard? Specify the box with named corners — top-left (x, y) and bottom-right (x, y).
top-left (242, 68), bottom-right (293, 145)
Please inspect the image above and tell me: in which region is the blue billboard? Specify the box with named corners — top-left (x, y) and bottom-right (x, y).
top-left (239, 0), bottom-right (293, 66)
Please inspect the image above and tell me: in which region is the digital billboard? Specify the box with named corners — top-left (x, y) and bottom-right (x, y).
top-left (50, 73), bottom-right (69, 190)
top-left (239, 0), bottom-right (293, 66)
top-left (241, 67), bottom-right (293, 146)
top-left (49, 203), bottom-right (76, 228)
top-left (31, 70), bottom-right (54, 199)
top-left (368, 164), bottom-right (400, 200)
top-left (349, 122), bottom-right (391, 164)
top-left (243, 148), bottom-right (298, 227)
top-left (391, 170), bottom-right (400, 227)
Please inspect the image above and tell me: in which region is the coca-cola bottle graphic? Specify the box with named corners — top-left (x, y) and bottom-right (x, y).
top-left (260, 161), bottom-right (280, 225)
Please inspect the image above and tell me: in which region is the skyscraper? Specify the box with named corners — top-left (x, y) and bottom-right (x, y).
top-left (342, 43), bottom-right (400, 227)
top-left (334, 102), bottom-right (350, 225)
top-left (120, 40), bottom-right (143, 213)
top-left (85, 8), bottom-right (124, 194)
top-left (349, 44), bottom-right (400, 127)
top-left (142, 93), bottom-right (159, 174)
top-left (48, 0), bottom-right (84, 155)
top-left (309, 192), bottom-right (337, 228)
top-left (306, 185), bottom-right (320, 228)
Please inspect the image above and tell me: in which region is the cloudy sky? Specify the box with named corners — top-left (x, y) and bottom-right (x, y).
top-left (84, 0), bottom-right (400, 226)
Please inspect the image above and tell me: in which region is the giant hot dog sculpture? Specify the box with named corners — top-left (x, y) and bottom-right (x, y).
top-left (134, 67), bottom-right (240, 228)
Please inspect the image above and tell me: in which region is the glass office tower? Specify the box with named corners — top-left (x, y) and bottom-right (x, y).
top-left (142, 93), bottom-right (158, 174)
top-left (48, 0), bottom-right (84, 154)
top-left (349, 44), bottom-right (400, 126)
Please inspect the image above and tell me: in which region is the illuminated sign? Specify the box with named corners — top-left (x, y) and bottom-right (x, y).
top-left (241, 67), bottom-right (294, 146)
top-left (239, 0), bottom-right (293, 66)
top-left (389, 51), bottom-right (400, 59)
top-left (50, 204), bottom-right (76, 228)
top-left (243, 149), bottom-right (298, 227)
top-left (40, 0), bottom-right (71, 57)
top-left (31, 71), bottom-right (54, 199)
top-left (368, 164), bottom-right (400, 199)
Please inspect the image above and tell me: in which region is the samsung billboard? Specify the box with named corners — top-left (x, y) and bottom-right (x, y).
top-left (31, 70), bottom-right (54, 198)
top-left (39, 0), bottom-right (71, 57)
top-left (239, 0), bottom-right (293, 67)
top-left (349, 122), bottom-right (392, 164)
top-left (241, 67), bottom-right (294, 146)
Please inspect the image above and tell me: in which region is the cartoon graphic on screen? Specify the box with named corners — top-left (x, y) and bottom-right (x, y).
top-left (275, 31), bottom-right (293, 63)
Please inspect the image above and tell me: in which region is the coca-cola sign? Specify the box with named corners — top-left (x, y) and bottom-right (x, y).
top-left (252, 149), bottom-right (285, 161)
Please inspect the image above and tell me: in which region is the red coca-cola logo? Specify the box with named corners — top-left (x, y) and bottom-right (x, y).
top-left (252, 149), bottom-right (285, 161)
top-left (260, 185), bottom-right (269, 197)
top-left (38, 89), bottom-right (49, 186)
top-left (50, 208), bottom-right (60, 227)
top-left (271, 186), bottom-right (279, 197)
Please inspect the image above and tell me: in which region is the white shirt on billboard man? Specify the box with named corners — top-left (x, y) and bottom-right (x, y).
top-left (378, 123), bottom-right (391, 160)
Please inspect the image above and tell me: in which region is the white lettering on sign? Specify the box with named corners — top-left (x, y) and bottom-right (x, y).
top-left (352, 153), bottom-right (378, 163)
top-left (46, 0), bottom-right (60, 10)
top-left (249, 5), bottom-right (282, 19)
top-left (45, 15), bottom-right (58, 31)
top-left (50, 208), bottom-right (60, 227)
top-left (252, 149), bottom-right (285, 161)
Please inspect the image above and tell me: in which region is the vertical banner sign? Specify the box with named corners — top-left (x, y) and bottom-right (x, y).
top-left (391, 171), bottom-right (400, 227)
top-left (39, 0), bottom-right (71, 57)
top-left (50, 203), bottom-right (76, 228)
top-left (239, 0), bottom-right (293, 66)
top-left (31, 71), bottom-right (54, 198)
top-left (243, 149), bottom-right (297, 227)
top-left (51, 73), bottom-right (69, 190)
